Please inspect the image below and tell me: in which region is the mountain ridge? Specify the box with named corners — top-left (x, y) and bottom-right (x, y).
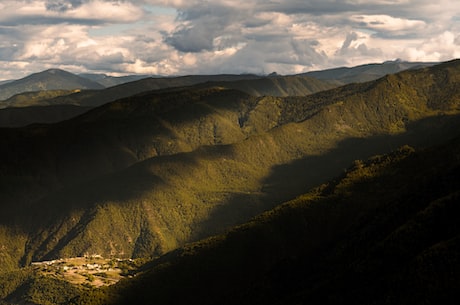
top-left (0, 60), bottom-right (459, 271)
top-left (102, 135), bottom-right (460, 305)
top-left (0, 69), bottom-right (104, 101)
top-left (0, 60), bottom-right (441, 128)
top-left (303, 59), bottom-right (437, 84)
top-left (3, 133), bottom-right (459, 304)
top-left (0, 74), bottom-right (336, 127)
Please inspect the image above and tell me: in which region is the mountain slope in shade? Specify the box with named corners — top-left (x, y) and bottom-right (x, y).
top-left (98, 137), bottom-right (460, 305)
top-left (1, 59), bottom-right (436, 127)
top-left (0, 74), bottom-right (336, 127)
top-left (304, 59), bottom-right (437, 84)
top-left (195, 74), bottom-right (339, 97)
top-left (0, 60), bottom-right (459, 271)
top-left (0, 73), bottom-right (263, 108)
top-left (78, 73), bottom-right (154, 87)
top-left (0, 105), bottom-right (92, 127)
top-left (0, 69), bottom-right (104, 101)
top-left (0, 80), bottom-right (13, 86)
top-left (3, 137), bottom-right (459, 305)
top-left (18, 73), bottom-right (336, 109)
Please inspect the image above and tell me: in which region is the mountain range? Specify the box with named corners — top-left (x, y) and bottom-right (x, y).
top-left (77, 73), bottom-right (155, 88)
top-left (0, 60), bottom-right (438, 128)
top-left (0, 72), bottom-right (336, 127)
top-left (0, 59), bottom-right (459, 304)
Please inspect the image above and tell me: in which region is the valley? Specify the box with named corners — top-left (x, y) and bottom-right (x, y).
top-left (0, 59), bottom-right (459, 304)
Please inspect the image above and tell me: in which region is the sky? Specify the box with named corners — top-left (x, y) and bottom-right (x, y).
top-left (0, 0), bottom-right (459, 80)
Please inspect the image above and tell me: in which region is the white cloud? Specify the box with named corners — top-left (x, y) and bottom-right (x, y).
top-left (66, 1), bottom-right (144, 23)
top-left (0, 0), bottom-right (459, 80)
top-left (0, 1), bottom-right (144, 25)
top-left (351, 14), bottom-right (426, 35)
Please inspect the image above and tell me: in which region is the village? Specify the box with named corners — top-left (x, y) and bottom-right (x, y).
top-left (31, 255), bottom-right (139, 287)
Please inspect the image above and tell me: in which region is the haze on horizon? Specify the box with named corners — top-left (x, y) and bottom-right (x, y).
top-left (0, 0), bottom-right (459, 81)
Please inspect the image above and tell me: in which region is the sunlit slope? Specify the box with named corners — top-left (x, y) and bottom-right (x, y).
top-left (0, 88), bottom-right (256, 213)
top-left (0, 90), bottom-right (78, 109)
top-left (2, 136), bottom-right (459, 305)
top-left (103, 136), bottom-right (460, 305)
top-left (0, 60), bottom-right (459, 269)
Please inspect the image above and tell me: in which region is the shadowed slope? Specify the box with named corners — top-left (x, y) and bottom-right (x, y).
top-left (0, 60), bottom-right (459, 270)
top-left (0, 105), bottom-right (92, 127)
top-left (7, 73), bottom-right (336, 109)
top-left (2, 136), bottom-right (459, 304)
top-left (0, 74), bottom-right (336, 128)
top-left (304, 59), bottom-right (437, 84)
top-left (100, 136), bottom-right (460, 305)
top-left (0, 88), bottom-right (256, 215)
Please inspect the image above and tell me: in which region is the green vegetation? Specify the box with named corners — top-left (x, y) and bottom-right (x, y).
top-left (0, 71), bottom-right (336, 128)
top-left (76, 137), bottom-right (459, 305)
top-left (0, 89), bottom-right (78, 108)
top-left (1, 60), bottom-right (460, 270)
top-left (0, 60), bottom-right (459, 303)
top-left (0, 268), bottom-right (83, 304)
top-left (0, 256), bottom-right (144, 304)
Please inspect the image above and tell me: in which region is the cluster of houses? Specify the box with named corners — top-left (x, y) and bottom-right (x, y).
top-left (29, 255), bottom-right (138, 287)
top-left (30, 255), bottom-right (121, 273)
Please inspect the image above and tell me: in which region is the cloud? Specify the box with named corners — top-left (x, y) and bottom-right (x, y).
top-left (0, 0), bottom-right (458, 80)
top-left (45, 0), bottom-right (85, 12)
top-left (351, 14), bottom-right (427, 38)
top-left (163, 3), bottom-right (245, 52)
top-left (0, 0), bottom-right (144, 26)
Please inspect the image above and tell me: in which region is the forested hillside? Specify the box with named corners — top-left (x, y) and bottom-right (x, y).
top-left (100, 136), bottom-right (460, 305)
top-left (0, 60), bottom-right (459, 271)
top-left (0, 60), bottom-right (459, 304)
top-left (0, 73), bottom-right (336, 127)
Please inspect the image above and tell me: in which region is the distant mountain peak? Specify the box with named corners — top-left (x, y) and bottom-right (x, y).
top-left (0, 68), bottom-right (104, 100)
top-left (37, 68), bottom-right (80, 77)
top-left (45, 68), bottom-right (62, 74)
